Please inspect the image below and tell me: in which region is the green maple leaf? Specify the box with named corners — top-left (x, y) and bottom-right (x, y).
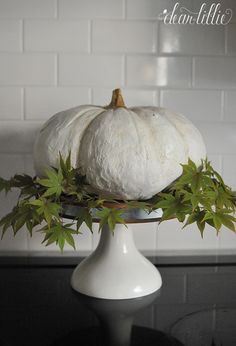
top-left (154, 193), bottom-right (191, 221)
top-left (59, 151), bottom-right (72, 176)
top-left (183, 210), bottom-right (206, 237)
top-left (38, 167), bottom-right (63, 198)
top-left (75, 208), bottom-right (93, 233)
top-left (0, 208), bottom-right (18, 238)
top-left (96, 208), bottom-right (127, 232)
top-left (40, 221), bottom-right (78, 251)
top-left (30, 198), bottom-right (60, 227)
top-left (0, 155), bottom-right (235, 249)
top-left (0, 174), bottom-right (38, 197)
top-left (0, 177), bottom-right (12, 194)
top-left (11, 174), bottom-right (35, 188)
top-left (215, 186), bottom-right (235, 210)
top-left (0, 201), bottom-right (42, 238)
top-left (125, 200), bottom-right (151, 211)
top-left (201, 210), bottom-right (236, 234)
top-left (58, 152), bottom-right (77, 189)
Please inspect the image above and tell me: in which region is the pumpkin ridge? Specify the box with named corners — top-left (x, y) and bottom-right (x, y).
top-left (76, 108), bottom-right (110, 170)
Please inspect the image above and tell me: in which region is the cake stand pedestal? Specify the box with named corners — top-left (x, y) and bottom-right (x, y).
top-left (63, 204), bottom-right (162, 300)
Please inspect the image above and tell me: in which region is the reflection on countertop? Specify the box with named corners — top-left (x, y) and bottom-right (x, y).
top-left (0, 255), bottom-right (236, 345)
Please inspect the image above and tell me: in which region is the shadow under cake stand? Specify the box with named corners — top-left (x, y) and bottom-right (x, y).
top-left (62, 203), bottom-right (163, 300)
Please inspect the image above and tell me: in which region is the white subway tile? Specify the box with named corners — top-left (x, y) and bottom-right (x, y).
top-left (72, 223), bottom-right (93, 251)
top-left (59, 54), bottom-right (123, 87)
top-left (0, 225), bottom-right (28, 251)
top-left (0, 20), bottom-right (21, 51)
top-left (157, 219), bottom-right (219, 250)
top-left (0, 87), bottom-right (23, 120)
top-left (197, 123), bottom-right (236, 154)
top-left (24, 20), bottom-right (89, 52)
top-left (92, 88), bottom-right (157, 107)
top-left (0, 153), bottom-right (24, 177)
top-left (127, 56), bottom-right (191, 87)
top-left (207, 154), bottom-right (222, 173)
top-left (24, 154), bottom-right (35, 176)
top-left (160, 90), bottom-right (222, 122)
top-left (25, 87), bottom-right (90, 120)
top-left (92, 20), bottom-right (156, 53)
top-left (194, 57), bottom-right (236, 89)
top-left (0, 54), bottom-right (56, 86)
top-left (0, 0), bottom-right (56, 18)
top-left (127, 0), bottom-right (192, 19)
top-left (0, 121), bottom-right (42, 153)
top-left (59, 0), bottom-right (123, 18)
top-left (159, 23), bottom-right (224, 55)
top-left (224, 91), bottom-right (236, 121)
top-left (124, 89), bottom-right (158, 106)
top-left (227, 24), bottom-right (236, 55)
top-left (222, 154), bottom-right (236, 189)
top-left (132, 223), bottom-right (157, 251)
top-left (127, 0), bottom-right (164, 19)
top-left (219, 226), bottom-right (236, 250)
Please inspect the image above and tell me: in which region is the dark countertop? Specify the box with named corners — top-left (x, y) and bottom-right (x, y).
top-left (0, 254), bottom-right (236, 346)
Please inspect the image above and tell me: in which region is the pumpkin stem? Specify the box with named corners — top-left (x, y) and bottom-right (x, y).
top-left (106, 89), bottom-right (126, 109)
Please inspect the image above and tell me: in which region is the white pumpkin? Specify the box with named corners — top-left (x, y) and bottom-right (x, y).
top-left (34, 89), bottom-right (206, 200)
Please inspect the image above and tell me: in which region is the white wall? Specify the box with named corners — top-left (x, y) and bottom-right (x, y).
top-left (0, 0), bottom-right (236, 254)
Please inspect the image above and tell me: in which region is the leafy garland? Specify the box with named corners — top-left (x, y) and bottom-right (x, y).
top-left (0, 154), bottom-right (235, 251)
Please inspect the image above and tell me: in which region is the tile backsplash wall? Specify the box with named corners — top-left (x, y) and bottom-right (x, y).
top-left (0, 0), bottom-right (236, 254)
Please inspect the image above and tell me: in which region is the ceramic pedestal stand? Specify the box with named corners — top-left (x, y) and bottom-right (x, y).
top-left (64, 205), bottom-right (162, 300)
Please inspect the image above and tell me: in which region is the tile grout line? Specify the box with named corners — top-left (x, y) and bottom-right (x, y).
top-left (88, 20), bottom-right (92, 54)
top-left (155, 222), bottom-right (159, 251)
top-left (20, 19), bottom-right (24, 52)
top-left (224, 24), bottom-right (228, 55)
top-left (55, 53), bottom-right (59, 86)
top-left (216, 152), bottom-right (223, 253)
top-left (122, 54), bottom-right (127, 87)
top-left (55, 0), bottom-right (59, 19)
top-left (219, 153), bottom-right (223, 179)
top-left (153, 20), bottom-right (158, 54)
top-left (217, 154), bottom-right (223, 257)
top-left (159, 89), bottom-right (163, 107)
top-left (154, 89), bottom-right (159, 106)
top-left (22, 87), bottom-right (26, 120)
top-left (153, 222), bottom-right (157, 253)
top-left (123, 0), bottom-right (127, 19)
top-left (23, 154), bottom-right (30, 251)
top-left (156, 16), bottom-right (160, 55)
top-left (191, 57), bottom-right (195, 88)
top-left (220, 90), bottom-right (225, 121)
top-left (88, 87), bottom-right (93, 104)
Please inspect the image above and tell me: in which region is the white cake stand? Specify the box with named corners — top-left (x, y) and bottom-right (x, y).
top-left (62, 204), bottom-right (162, 300)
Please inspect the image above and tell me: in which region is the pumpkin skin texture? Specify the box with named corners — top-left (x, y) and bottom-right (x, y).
top-left (33, 89), bottom-right (206, 200)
